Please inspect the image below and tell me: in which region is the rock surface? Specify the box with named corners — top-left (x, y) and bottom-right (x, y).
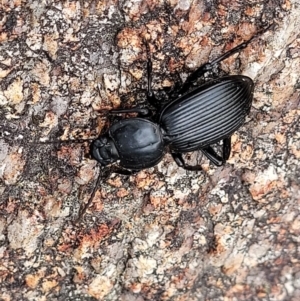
top-left (0, 0), bottom-right (299, 300)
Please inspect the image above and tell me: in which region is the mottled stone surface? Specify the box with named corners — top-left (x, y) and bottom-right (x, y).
top-left (0, 0), bottom-right (299, 300)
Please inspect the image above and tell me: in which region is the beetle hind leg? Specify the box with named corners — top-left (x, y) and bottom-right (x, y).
top-left (222, 137), bottom-right (231, 161)
top-left (179, 25), bottom-right (272, 95)
top-left (201, 137), bottom-right (232, 166)
top-left (171, 153), bottom-right (203, 171)
top-left (172, 137), bottom-right (232, 170)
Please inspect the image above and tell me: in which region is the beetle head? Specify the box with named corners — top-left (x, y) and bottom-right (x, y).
top-left (90, 135), bottom-right (119, 166)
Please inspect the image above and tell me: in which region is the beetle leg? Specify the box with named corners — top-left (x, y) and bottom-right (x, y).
top-left (110, 166), bottom-right (137, 175)
top-left (102, 107), bottom-right (151, 117)
top-left (167, 71), bottom-right (185, 100)
top-left (201, 146), bottom-right (224, 166)
top-left (147, 59), bottom-right (162, 108)
top-left (171, 153), bottom-right (203, 171)
top-left (222, 137), bottom-right (231, 161)
top-left (207, 24), bottom-right (273, 67)
top-left (201, 138), bottom-right (231, 166)
top-left (179, 25), bottom-right (271, 95)
top-left (203, 137), bottom-right (231, 165)
top-left (173, 138), bottom-right (232, 169)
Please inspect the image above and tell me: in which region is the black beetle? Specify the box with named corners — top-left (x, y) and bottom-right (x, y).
top-left (90, 28), bottom-right (269, 174)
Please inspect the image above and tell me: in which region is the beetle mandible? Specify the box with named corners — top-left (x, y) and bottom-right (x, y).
top-left (91, 28), bottom-right (268, 174)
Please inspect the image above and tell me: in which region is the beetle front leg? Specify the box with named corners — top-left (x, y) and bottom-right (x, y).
top-left (171, 153), bottom-right (203, 171)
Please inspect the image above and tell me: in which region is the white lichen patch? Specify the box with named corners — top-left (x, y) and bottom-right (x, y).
top-left (3, 77), bottom-right (24, 105)
top-left (88, 275), bottom-right (114, 299)
top-left (7, 210), bottom-right (44, 255)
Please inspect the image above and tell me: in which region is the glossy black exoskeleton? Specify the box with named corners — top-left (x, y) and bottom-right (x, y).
top-left (91, 29), bottom-right (266, 174)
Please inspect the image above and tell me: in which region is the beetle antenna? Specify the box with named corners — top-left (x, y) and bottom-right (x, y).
top-left (257, 22), bottom-right (277, 36)
top-left (29, 138), bottom-right (96, 145)
top-left (77, 166), bottom-right (105, 221)
top-left (1, 135), bottom-right (96, 146)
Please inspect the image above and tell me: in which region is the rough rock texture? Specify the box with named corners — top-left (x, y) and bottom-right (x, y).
top-left (0, 0), bottom-right (299, 300)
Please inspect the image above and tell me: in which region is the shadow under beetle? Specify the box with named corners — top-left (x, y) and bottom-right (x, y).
top-left (90, 28), bottom-right (270, 174)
